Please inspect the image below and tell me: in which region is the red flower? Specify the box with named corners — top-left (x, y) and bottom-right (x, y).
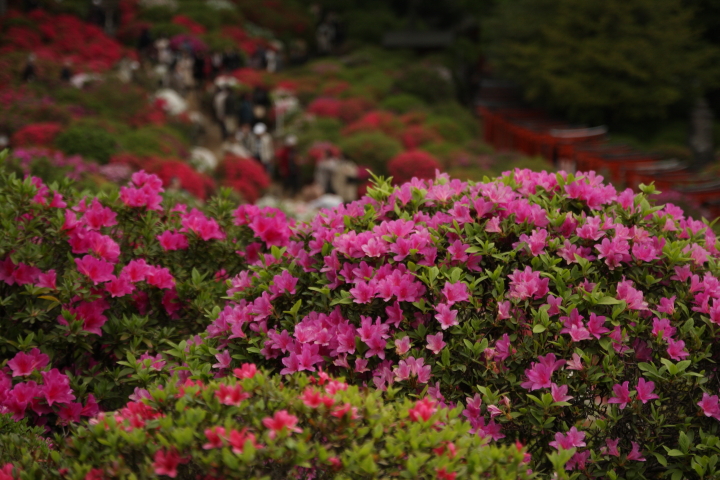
top-left (388, 151), bottom-right (442, 185)
top-left (11, 123), bottom-right (63, 147)
top-left (262, 410), bottom-right (301, 439)
top-left (408, 397), bottom-right (436, 422)
top-left (171, 15), bottom-right (206, 35)
top-left (153, 448), bottom-right (181, 478)
top-left (219, 155), bottom-right (270, 203)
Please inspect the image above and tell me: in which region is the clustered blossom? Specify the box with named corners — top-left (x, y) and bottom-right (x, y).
top-left (199, 167), bottom-right (720, 476)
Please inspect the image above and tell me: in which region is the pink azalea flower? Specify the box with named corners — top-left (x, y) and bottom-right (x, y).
top-left (605, 438), bottom-right (620, 457)
top-left (697, 393), bottom-right (720, 420)
top-left (426, 333), bottom-right (446, 354)
top-left (667, 338), bottom-right (690, 361)
top-left (608, 381), bottom-right (632, 410)
top-left (262, 410), bottom-right (301, 439)
top-left (627, 442), bottom-right (646, 461)
top-left (7, 348), bottom-right (49, 377)
top-left (41, 369), bottom-right (75, 406)
top-left (153, 448), bottom-right (181, 478)
top-left (652, 317), bottom-right (676, 340)
top-left (233, 363), bottom-right (257, 379)
top-left (435, 303), bottom-right (459, 330)
top-left (566, 353), bottom-right (584, 371)
top-left (36, 270), bottom-right (57, 289)
top-left (203, 426), bottom-right (227, 450)
top-left (442, 281), bottom-right (470, 305)
top-left (636, 378), bottom-right (659, 404)
top-left (408, 397), bottom-right (436, 422)
top-left (551, 383), bottom-right (573, 403)
top-left (74, 255), bottom-right (114, 284)
top-left (549, 426), bottom-right (586, 450)
top-left (395, 336), bottom-right (411, 355)
top-left (157, 230), bottom-right (189, 251)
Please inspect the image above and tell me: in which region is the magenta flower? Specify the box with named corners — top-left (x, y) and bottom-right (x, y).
top-left (262, 410), bottom-right (301, 439)
top-left (608, 381), bottom-right (632, 409)
top-left (652, 317), bottom-right (676, 340)
top-left (434, 303), bottom-right (459, 330)
top-left (636, 378), bottom-right (659, 404)
top-left (41, 368), bottom-right (76, 406)
top-left (153, 448), bottom-right (181, 477)
top-left (7, 348), bottom-right (49, 377)
top-left (605, 438), bottom-right (620, 457)
top-left (627, 442), bottom-right (646, 461)
top-left (551, 383), bottom-right (573, 403)
top-left (426, 333), bottom-right (446, 354)
top-left (157, 230), bottom-right (189, 251)
top-left (697, 393), bottom-right (720, 420)
top-left (442, 281), bottom-right (470, 305)
top-left (395, 336), bottom-right (411, 355)
top-left (74, 255), bottom-right (114, 285)
top-left (667, 338), bottom-right (690, 360)
top-left (549, 426), bottom-right (586, 450)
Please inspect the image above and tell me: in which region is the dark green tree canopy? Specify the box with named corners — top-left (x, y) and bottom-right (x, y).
top-left (484, 0), bottom-right (720, 123)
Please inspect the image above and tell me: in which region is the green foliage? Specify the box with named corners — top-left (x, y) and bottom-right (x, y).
top-left (46, 371), bottom-right (537, 479)
top-left (426, 115), bottom-right (474, 144)
top-left (484, 0), bottom-right (720, 123)
top-left (338, 132), bottom-right (403, 174)
top-left (54, 123), bottom-right (117, 164)
top-left (393, 63), bottom-right (456, 104)
top-left (381, 93), bottom-right (427, 113)
top-left (0, 414), bottom-right (52, 466)
top-left (150, 22), bottom-right (188, 39)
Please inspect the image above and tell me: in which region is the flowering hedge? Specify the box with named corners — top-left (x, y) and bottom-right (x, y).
top-left (13, 368), bottom-right (536, 479)
top-left (217, 155), bottom-right (271, 204)
top-left (174, 169), bottom-right (720, 478)
top-left (0, 155), bottom-right (291, 427)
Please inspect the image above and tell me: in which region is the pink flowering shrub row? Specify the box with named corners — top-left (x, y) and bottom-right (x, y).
top-left (5, 368), bottom-right (536, 479)
top-left (0, 154), bottom-right (292, 428)
top-left (172, 169), bottom-right (720, 478)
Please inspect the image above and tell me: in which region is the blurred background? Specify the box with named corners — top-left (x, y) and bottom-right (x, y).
top-left (2, 0), bottom-right (720, 219)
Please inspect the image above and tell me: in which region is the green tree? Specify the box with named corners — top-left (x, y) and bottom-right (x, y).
top-left (484, 0), bottom-right (720, 124)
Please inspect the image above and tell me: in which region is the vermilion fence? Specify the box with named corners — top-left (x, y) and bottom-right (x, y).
top-left (476, 103), bottom-right (720, 217)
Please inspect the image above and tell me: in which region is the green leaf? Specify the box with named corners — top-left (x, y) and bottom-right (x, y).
top-left (532, 324), bottom-right (546, 333)
top-left (597, 296), bottom-right (621, 305)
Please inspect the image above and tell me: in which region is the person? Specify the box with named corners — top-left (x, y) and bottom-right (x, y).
top-left (137, 27), bottom-right (153, 58)
top-left (223, 86), bottom-right (239, 140)
top-left (250, 123), bottom-right (274, 176)
top-left (60, 60), bottom-right (72, 82)
top-left (211, 51), bottom-right (223, 79)
top-left (213, 85), bottom-right (229, 139)
top-left (193, 52), bottom-right (206, 89)
top-left (277, 135), bottom-right (300, 195)
top-left (21, 54), bottom-right (36, 82)
top-left (252, 86), bottom-right (271, 125)
top-left (314, 148), bottom-right (339, 195)
top-left (316, 21), bottom-right (334, 55)
top-left (235, 123), bottom-right (253, 156)
top-left (238, 92), bottom-right (254, 127)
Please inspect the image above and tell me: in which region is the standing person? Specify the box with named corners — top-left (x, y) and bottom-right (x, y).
top-left (60, 60), bottom-right (72, 82)
top-left (251, 123), bottom-right (274, 176)
top-left (223, 86), bottom-right (239, 141)
top-left (213, 85), bottom-right (229, 139)
top-left (193, 52), bottom-right (206, 89)
top-left (21, 54), bottom-right (36, 82)
top-left (234, 123), bottom-right (253, 157)
top-left (211, 51), bottom-right (223, 79)
top-left (252, 86), bottom-right (271, 126)
top-left (277, 135), bottom-right (300, 196)
top-left (314, 148), bottom-right (339, 195)
top-left (238, 92), bottom-right (254, 127)
top-left (137, 27), bottom-right (153, 59)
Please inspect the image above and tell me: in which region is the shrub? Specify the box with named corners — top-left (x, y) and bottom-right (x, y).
top-left (54, 124), bottom-right (117, 164)
top-left (40, 369), bottom-right (536, 479)
top-left (0, 160), bottom-right (290, 424)
top-left (11, 123), bottom-right (63, 147)
top-left (388, 150), bottom-right (442, 185)
top-left (426, 116), bottom-right (474, 144)
top-left (148, 158), bottom-right (215, 201)
top-left (394, 64), bottom-right (456, 104)
top-left (217, 155), bottom-right (271, 203)
top-left (178, 170), bottom-right (720, 478)
top-left (399, 125), bottom-right (442, 150)
top-left (341, 110), bottom-right (404, 137)
top-left (381, 93), bottom-right (427, 114)
top-left (150, 22), bottom-right (188, 40)
top-left (0, 414), bottom-right (52, 466)
top-left (338, 132), bottom-right (403, 175)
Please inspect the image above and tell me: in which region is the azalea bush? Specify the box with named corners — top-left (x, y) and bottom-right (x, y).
top-left (20, 368), bottom-right (536, 479)
top-left (388, 150), bottom-right (442, 185)
top-left (0, 156), bottom-right (292, 425)
top-left (171, 169), bottom-right (720, 478)
top-left (338, 131), bottom-right (403, 176)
